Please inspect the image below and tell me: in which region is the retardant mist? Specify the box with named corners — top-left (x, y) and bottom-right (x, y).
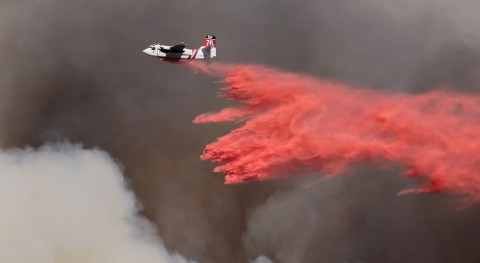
top-left (193, 63), bottom-right (480, 203)
top-left (0, 143), bottom-right (194, 263)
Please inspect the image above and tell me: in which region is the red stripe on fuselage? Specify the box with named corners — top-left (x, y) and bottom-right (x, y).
top-left (192, 49), bottom-right (199, 59)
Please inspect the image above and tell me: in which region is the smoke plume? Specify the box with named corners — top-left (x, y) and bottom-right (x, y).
top-left (0, 143), bottom-right (194, 263)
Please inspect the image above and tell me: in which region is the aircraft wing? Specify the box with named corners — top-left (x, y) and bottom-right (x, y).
top-left (170, 42), bottom-right (186, 52)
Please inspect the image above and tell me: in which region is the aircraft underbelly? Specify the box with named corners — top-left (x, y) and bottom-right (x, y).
top-left (155, 48), bottom-right (210, 60)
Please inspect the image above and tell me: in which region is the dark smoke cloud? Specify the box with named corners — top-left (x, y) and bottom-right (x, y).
top-left (1, 0), bottom-right (480, 262)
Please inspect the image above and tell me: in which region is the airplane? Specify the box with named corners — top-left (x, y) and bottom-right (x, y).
top-left (143, 35), bottom-right (216, 61)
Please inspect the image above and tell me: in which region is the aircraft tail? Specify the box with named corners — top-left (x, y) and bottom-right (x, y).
top-left (202, 35), bottom-right (217, 48)
top-left (201, 35), bottom-right (216, 58)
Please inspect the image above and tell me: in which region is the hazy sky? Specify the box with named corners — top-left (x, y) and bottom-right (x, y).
top-left (1, 1), bottom-right (480, 262)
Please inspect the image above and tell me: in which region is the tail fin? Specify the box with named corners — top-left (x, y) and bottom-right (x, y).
top-left (201, 35), bottom-right (216, 58)
top-left (201, 35), bottom-right (217, 48)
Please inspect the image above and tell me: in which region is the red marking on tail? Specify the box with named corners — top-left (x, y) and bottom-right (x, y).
top-left (202, 35), bottom-right (217, 47)
top-left (202, 39), bottom-right (216, 47)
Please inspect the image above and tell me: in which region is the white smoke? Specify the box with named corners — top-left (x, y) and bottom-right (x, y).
top-left (250, 256), bottom-right (274, 263)
top-left (0, 143), bottom-right (195, 263)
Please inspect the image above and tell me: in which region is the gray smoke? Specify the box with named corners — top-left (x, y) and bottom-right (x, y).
top-left (1, 0), bottom-right (480, 262)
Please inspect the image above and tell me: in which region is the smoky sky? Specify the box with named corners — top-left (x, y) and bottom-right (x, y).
top-left (2, 0), bottom-right (480, 263)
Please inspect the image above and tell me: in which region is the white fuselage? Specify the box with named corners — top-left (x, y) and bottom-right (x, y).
top-left (142, 44), bottom-right (215, 60)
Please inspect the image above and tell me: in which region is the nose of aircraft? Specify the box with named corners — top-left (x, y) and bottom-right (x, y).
top-left (143, 48), bottom-right (151, 55)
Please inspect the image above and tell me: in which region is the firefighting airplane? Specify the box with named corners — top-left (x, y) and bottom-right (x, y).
top-left (143, 35), bottom-right (216, 61)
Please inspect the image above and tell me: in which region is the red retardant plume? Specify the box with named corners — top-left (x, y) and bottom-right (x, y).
top-left (191, 62), bottom-right (480, 202)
